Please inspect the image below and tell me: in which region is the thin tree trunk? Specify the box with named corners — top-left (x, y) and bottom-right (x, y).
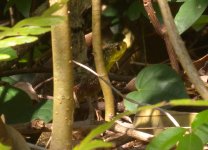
top-left (49, 1), bottom-right (74, 150)
top-left (92, 0), bottom-right (115, 121)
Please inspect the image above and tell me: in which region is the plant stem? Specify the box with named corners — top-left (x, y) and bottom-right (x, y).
top-left (49, 1), bottom-right (74, 150)
top-left (92, 0), bottom-right (115, 121)
top-left (157, 0), bottom-right (208, 99)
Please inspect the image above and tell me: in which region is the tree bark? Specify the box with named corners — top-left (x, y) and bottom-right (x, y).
top-left (49, 1), bottom-right (74, 150)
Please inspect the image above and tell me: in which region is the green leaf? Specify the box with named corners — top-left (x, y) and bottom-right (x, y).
top-left (42, 2), bottom-right (66, 17)
top-left (102, 6), bottom-right (118, 17)
top-left (0, 85), bottom-right (52, 124)
top-left (193, 124), bottom-right (208, 144)
top-left (174, 0), bottom-right (208, 34)
top-left (0, 77), bottom-right (17, 85)
top-left (168, 0), bottom-right (185, 2)
top-left (0, 36), bottom-right (37, 48)
top-left (124, 91), bottom-right (141, 111)
top-left (169, 99), bottom-right (208, 106)
top-left (146, 127), bottom-right (186, 150)
top-left (0, 47), bottom-right (17, 61)
top-left (74, 140), bottom-right (113, 150)
top-left (132, 64), bottom-right (188, 104)
top-left (192, 110), bottom-right (208, 129)
top-left (126, 0), bottom-right (141, 21)
top-left (176, 133), bottom-right (203, 150)
top-left (14, 16), bottom-right (65, 28)
top-left (12, 26), bottom-right (51, 36)
top-left (0, 26), bottom-right (10, 31)
top-left (0, 143), bottom-right (12, 150)
top-left (15, 0), bottom-right (32, 17)
top-left (32, 100), bottom-right (53, 123)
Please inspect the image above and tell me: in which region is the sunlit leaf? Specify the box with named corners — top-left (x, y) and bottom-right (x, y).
top-left (74, 140), bottom-right (113, 150)
top-left (0, 47), bottom-right (17, 61)
top-left (146, 127), bottom-right (186, 150)
top-left (169, 100), bottom-right (208, 106)
top-left (14, 16), bottom-right (65, 28)
top-left (193, 124), bottom-right (208, 144)
top-left (0, 36), bottom-right (37, 48)
top-left (175, 0), bottom-right (208, 34)
top-left (42, 2), bottom-right (66, 17)
top-left (176, 133), bottom-right (203, 150)
top-left (0, 143), bottom-right (12, 150)
top-left (192, 110), bottom-right (208, 129)
top-left (13, 26), bottom-right (51, 35)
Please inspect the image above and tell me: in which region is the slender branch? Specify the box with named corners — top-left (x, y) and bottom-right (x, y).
top-left (72, 60), bottom-right (180, 127)
top-left (143, 0), bottom-right (180, 72)
top-left (157, 0), bottom-right (208, 99)
top-left (92, 0), bottom-right (115, 121)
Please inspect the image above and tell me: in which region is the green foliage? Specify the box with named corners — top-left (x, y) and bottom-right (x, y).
top-left (5, 0), bottom-right (32, 17)
top-left (124, 64), bottom-right (188, 111)
top-left (0, 47), bottom-right (17, 61)
top-left (125, 0), bottom-right (141, 21)
top-left (146, 127), bottom-right (186, 150)
top-left (0, 85), bottom-right (52, 124)
top-left (0, 143), bottom-right (12, 150)
top-left (147, 108), bottom-right (208, 150)
top-left (0, 2), bottom-right (65, 62)
top-left (174, 0), bottom-right (208, 34)
top-left (73, 112), bottom-right (131, 150)
top-left (176, 133), bottom-right (203, 150)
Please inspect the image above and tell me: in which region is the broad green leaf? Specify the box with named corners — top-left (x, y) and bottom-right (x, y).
top-left (136, 64), bottom-right (188, 104)
top-left (192, 110), bottom-right (208, 129)
top-left (102, 6), bottom-right (118, 17)
top-left (193, 124), bottom-right (208, 144)
top-left (31, 100), bottom-right (53, 123)
top-left (125, 0), bottom-right (141, 21)
top-left (146, 127), bottom-right (186, 150)
top-left (0, 143), bottom-right (12, 150)
top-left (0, 85), bottom-right (52, 124)
top-left (124, 91), bottom-right (141, 111)
top-left (193, 15), bottom-right (208, 26)
top-left (176, 133), bottom-right (203, 150)
top-left (42, 2), bottom-right (66, 17)
top-left (0, 47), bottom-right (17, 61)
top-left (0, 26), bottom-right (10, 31)
top-left (15, 0), bottom-right (32, 17)
top-left (0, 36), bottom-right (37, 48)
top-left (168, 0), bottom-right (185, 2)
top-left (12, 26), bottom-right (51, 36)
top-left (169, 99), bottom-right (208, 106)
top-left (174, 0), bottom-right (208, 34)
top-left (74, 140), bottom-right (113, 150)
top-left (14, 16), bottom-right (64, 28)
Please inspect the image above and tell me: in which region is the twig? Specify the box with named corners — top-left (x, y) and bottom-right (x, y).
top-left (72, 60), bottom-right (180, 127)
top-left (157, 0), bottom-right (208, 99)
top-left (143, 0), bottom-right (180, 72)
